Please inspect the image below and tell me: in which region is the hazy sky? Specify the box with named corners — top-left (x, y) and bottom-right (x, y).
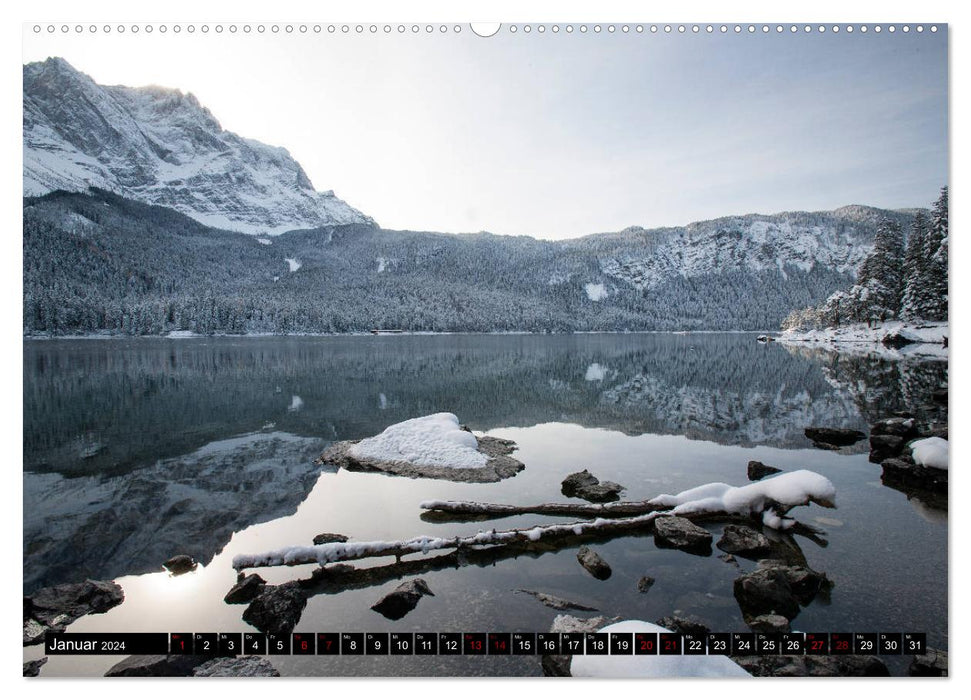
top-left (23, 25), bottom-right (948, 238)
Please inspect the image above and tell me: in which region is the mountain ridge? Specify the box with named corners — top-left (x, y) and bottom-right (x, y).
top-left (23, 57), bottom-right (374, 234)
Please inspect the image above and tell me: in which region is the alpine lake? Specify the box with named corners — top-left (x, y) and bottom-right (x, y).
top-left (23, 333), bottom-right (948, 676)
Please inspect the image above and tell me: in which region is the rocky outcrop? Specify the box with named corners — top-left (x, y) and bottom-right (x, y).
top-left (241, 582), bottom-right (308, 636)
top-left (805, 427), bottom-right (866, 447)
top-left (656, 615), bottom-right (709, 636)
top-left (746, 614), bottom-right (790, 634)
top-left (561, 470), bottom-right (626, 503)
top-left (318, 435), bottom-right (524, 483)
top-left (24, 579), bottom-right (124, 646)
top-left (370, 579), bottom-right (434, 620)
top-left (653, 516), bottom-right (713, 554)
top-left (576, 546), bottom-right (612, 580)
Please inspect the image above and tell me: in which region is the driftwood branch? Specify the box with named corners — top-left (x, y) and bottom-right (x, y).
top-left (418, 498), bottom-right (659, 521)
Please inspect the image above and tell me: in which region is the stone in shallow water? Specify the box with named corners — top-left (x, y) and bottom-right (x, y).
top-left (576, 545), bottom-right (612, 580)
top-left (637, 576), bottom-right (655, 593)
top-left (747, 614), bottom-right (790, 634)
top-left (561, 469), bottom-right (625, 503)
top-left (370, 578), bottom-right (434, 620)
top-left (653, 516), bottom-right (712, 554)
top-left (517, 589), bottom-right (598, 612)
top-left (241, 581), bottom-right (308, 636)
top-left (312, 532), bottom-right (349, 545)
top-left (747, 460), bottom-right (782, 481)
top-left (716, 524), bottom-right (771, 557)
top-left (224, 573), bottom-right (266, 604)
top-left (656, 614), bottom-right (710, 636)
top-left (193, 656), bottom-right (280, 677)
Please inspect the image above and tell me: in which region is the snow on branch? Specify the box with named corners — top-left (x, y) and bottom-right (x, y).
top-left (233, 471), bottom-right (835, 570)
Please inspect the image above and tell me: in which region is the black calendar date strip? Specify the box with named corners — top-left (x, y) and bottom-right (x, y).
top-left (45, 632), bottom-right (928, 656)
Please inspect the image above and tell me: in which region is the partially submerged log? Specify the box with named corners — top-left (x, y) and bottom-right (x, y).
top-left (234, 471), bottom-right (834, 571)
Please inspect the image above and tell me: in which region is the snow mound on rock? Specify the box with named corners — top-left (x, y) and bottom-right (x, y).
top-left (911, 437), bottom-right (948, 470)
top-left (348, 412), bottom-right (487, 469)
top-left (571, 621), bottom-right (750, 677)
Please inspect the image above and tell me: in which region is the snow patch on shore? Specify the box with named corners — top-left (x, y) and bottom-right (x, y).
top-left (348, 412), bottom-right (487, 469)
top-left (782, 321), bottom-right (947, 345)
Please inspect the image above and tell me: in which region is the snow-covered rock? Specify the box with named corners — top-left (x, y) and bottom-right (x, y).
top-left (910, 437), bottom-right (948, 470)
top-left (348, 413), bottom-right (487, 469)
top-left (23, 58), bottom-right (374, 235)
top-left (570, 621), bottom-right (750, 677)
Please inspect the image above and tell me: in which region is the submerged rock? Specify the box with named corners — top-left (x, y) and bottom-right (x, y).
top-left (193, 656), bottom-right (280, 677)
top-left (241, 582), bottom-right (308, 636)
top-left (23, 657), bottom-right (48, 677)
top-left (370, 578), bottom-right (434, 620)
top-left (656, 614), bottom-right (709, 636)
top-left (163, 554), bottom-right (197, 576)
top-left (746, 614), bottom-right (790, 634)
top-left (734, 654), bottom-right (889, 677)
top-left (653, 516), bottom-right (712, 554)
top-left (561, 469), bottom-right (625, 503)
top-left (224, 573), bottom-right (266, 604)
top-left (312, 532), bottom-right (349, 545)
top-left (636, 576), bottom-right (656, 593)
top-left (24, 579), bottom-right (124, 646)
top-left (105, 655), bottom-right (209, 677)
top-left (804, 427), bottom-right (866, 446)
top-left (909, 648), bottom-right (948, 676)
top-left (517, 589), bottom-right (598, 612)
top-left (747, 460), bottom-right (782, 481)
top-left (716, 524), bottom-right (771, 557)
top-left (576, 545), bottom-right (612, 580)
top-left (733, 562), bottom-right (830, 621)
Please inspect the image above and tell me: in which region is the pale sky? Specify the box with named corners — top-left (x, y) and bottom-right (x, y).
top-left (23, 25), bottom-right (948, 238)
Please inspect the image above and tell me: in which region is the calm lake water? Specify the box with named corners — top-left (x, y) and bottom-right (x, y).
top-left (23, 334), bottom-right (948, 676)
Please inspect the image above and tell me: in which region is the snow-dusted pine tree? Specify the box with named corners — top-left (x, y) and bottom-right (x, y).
top-left (922, 186), bottom-right (948, 321)
top-left (900, 211), bottom-right (929, 319)
top-left (854, 218), bottom-right (905, 323)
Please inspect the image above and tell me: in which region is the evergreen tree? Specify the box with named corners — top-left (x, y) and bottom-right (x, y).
top-left (854, 218), bottom-right (904, 323)
top-left (900, 211), bottom-right (929, 319)
top-left (923, 186), bottom-right (948, 321)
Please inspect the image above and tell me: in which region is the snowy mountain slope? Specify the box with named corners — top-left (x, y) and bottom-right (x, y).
top-left (23, 57), bottom-right (374, 235)
top-left (575, 208), bottom-right (916, 291)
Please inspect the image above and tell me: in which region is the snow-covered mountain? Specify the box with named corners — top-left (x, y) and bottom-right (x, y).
top-left (576, 207), bottom-right (915, 292)
top-left (23, 57), bottom-right (374, 235)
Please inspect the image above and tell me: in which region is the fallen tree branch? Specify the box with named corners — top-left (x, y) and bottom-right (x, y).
top-left (419, 499), bottom-right (660, 519)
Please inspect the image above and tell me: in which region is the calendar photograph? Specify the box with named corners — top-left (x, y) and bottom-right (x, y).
top-left (22, 21), bottom-right (948, 678)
